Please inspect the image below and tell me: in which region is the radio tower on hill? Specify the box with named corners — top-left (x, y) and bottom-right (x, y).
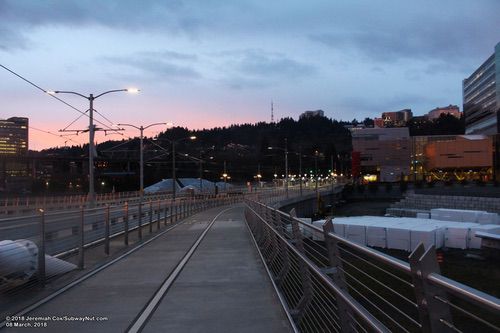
top-left (271, 100), bottom-right (274, 123)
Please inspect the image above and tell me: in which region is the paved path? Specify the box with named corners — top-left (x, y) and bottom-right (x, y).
top-left (5, 205), bottom-right (292, 333)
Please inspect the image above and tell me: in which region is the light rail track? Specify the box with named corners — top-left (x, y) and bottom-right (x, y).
top-left (0, 206), bottom-right (235, 332)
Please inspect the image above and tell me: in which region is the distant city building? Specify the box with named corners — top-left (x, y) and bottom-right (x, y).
top-left (351, 127), bottom-right (493, 182)
top-left (424, 136), bottom-right (491, 170)
top-left (412, 135), bottom-right (493, 182)
top-left (379, 109), bottom-right (413, 127)
top-left (0, 117), bottom-right (28, 155)
top-left (373, 118), bottom-right (384, 128)
top-left (463, 42), bottom-right (500, 135)
top-left (427, 105), bottom-right (461, 120)
top-left (299, 110), bottom-right (324, 119)
top-left (351, 127), bottom-right (411, 182)
top-left (0, 117), bottom-right (30, 192)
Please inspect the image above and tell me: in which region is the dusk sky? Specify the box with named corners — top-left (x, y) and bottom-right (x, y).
top-left (1, 0), bottom-right (499, 150)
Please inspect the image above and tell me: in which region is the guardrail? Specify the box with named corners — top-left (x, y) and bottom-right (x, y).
top-left (0, 185), bottom-right (335, 324)
top-left (245, 199), bottom-right (500, 333)
top-left (0, 185), bottom-right (252, 216)
top-left (0, 193), bottom-right (255, 322)
top-left (0, 191), bottom-right (172, 216)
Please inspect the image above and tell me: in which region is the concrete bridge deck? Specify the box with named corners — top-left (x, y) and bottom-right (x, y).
top-left (5, 205), bottom-right (292, 332)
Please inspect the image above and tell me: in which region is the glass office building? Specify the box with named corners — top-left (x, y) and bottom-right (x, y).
top-left (0, 117), bottom-right (29, 192)
top-left (463, 42), bottom-right (500, 135)
top-left (0, 117), bottom-right (29, 155)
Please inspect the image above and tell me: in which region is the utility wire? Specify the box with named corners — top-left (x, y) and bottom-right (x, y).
top-left (62, 109), bottom-right (89, 131)
top-left (0, 63), bottom-right (122, 134)
top-left (29, 126), bottom-right (81, 145)
top-left (100, 137), bottom-right (135, 152)
top-left (93, 108), bottom-right (116, 127)
top-left (146, 138), bottom-right (171, 153)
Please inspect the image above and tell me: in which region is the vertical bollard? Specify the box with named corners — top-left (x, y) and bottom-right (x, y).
top-left (138, 202), bottom-right (143, 241)
top-left (124, 202), bottom-right (129, 246)
top-left (157, 200), bottom-right (161, 230)
top-left (149, 200), bottom-right (153, 233)
top-left (104, 205), bottom-right (110, 255)
top-left (38, 209), bottom-right (46, 286)
top-left (78, 206), bottom-right (85, 269)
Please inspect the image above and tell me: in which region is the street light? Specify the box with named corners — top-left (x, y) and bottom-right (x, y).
top-left (47, 88), bottom-right (139, 205)
top-left (117, 122), bottom-right (169, 196)
top-left (314, 150), bottom-right (319, 196)
top-left (291, 151), bottom-right (304, 196)
top-left (222, 160), bottom-right (228, 191)
top-left (268, 138), bottom-right (289, 198)
top-left (159, 135), bottom-right (196, 199)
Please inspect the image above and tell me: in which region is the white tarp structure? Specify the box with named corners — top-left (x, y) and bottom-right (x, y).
top-left (179, 178), bottom-right (216, 194)
top-left (311, 216), bottom-right (500, 251)
top-left (144, 179), bottom-right (182, 194)
top-left (431, 208), bottom-right (499, 225)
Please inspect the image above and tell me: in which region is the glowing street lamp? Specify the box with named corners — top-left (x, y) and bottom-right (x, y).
top-left (268, 138), bottom-right (289, 198)
top-left (118, 122), bottom-right (170, 196)
top-left (47, 88), bottom-right (139, 205)
top-left (160, 135), bottom-right (196, 199)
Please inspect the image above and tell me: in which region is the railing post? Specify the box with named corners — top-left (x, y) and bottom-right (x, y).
top-left (322, 219), bottom-right (355, 333)
top-left (170, 201), bottom-right (174, 224)
top-left (289, 208), bottom-right (313, 321)
top-left (104, 204), bottom-right (110, 255)
top-left (38, 209), bottom-right (46, 286)
top-left (157, 200), bottom-right (161, 230)
top-left (274, 209), bottom-right (290, 287)
top-left (164, 199), bottom-right (168, 226)
top-left (265, 209), bottom-right (281, 265)
top-left (78, 206), bottom-right (85, 269)
top-left (124, 201), bottom-right (129, 246)
top-left (149, 200), bottom-right (153, 233)
top-left (409, 243), bottom-right (454, 333)
top-left (138, 201), bottom-right (143, 241)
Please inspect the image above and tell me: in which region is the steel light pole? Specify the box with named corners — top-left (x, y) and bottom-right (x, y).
top-left (48, 88), bottom-right (139, 205)
top-left (223, 160), bottom-right (228, 191)
top-left (315, 150), bottom-right (319, 196)
top-left (159, 136), bottom-right (197, 199)
top-left (118, 122), bottom-right (168, 196)
top-left (268, 139), bottom-right (289, 198)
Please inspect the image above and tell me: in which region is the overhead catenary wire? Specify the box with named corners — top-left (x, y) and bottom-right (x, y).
top-left (61, 109), bottom-right (89, 131)
top-left (0, 63), bottom-right (123, 135)
top-left (29, 126), bottom-right (81, 145)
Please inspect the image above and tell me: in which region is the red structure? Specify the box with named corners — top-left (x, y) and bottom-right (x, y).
top-left (351, 151), bottom-right (361, 178)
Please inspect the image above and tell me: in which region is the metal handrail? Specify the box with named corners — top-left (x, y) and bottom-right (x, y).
top-left (275, 208), bottom-right (413, 274)
top-left (427, 273), bottom-right (500, 312)
top-left (246, 198), bottom-right (500, 333)
top-left (246, 203), bottom-right (390, 332)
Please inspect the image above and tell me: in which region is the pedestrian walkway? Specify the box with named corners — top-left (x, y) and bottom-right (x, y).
top-left (6, 205), bottom-right (292, 332)
top-left (143, 205), bottom-right (291, 333)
